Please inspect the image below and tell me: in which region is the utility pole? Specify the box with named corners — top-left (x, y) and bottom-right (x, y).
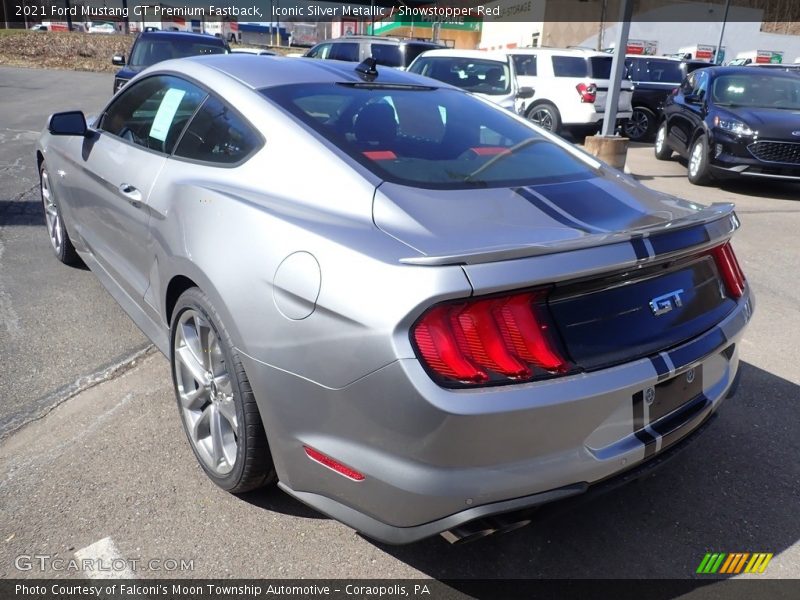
top-left (714, 0), bottom-right (731, 65)
top-left (121, 0), bottom-right (128, 34)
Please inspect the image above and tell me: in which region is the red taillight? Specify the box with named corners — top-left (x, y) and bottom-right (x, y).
top-left (412, 290), bottom-right (570, 387)
top-left (711, 242), bottom-right (746, 299)
top-left (303, 446), bottom-right (365, 481)
top-left (576, 82), bottom-right (597, 103)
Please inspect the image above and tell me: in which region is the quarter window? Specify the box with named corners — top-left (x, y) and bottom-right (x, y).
top-left (330, 42), bottom-right (360, 62)
top-left (173, 96), bottom-right (261, 164)
top-left (100, 75), bottom-right (206, 154)
top-left (512, 55), bottom-right (537, 76)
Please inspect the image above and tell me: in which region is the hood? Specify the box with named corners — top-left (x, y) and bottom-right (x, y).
top-left (724, 106), bottom-right (800, 138)
top-left (373, 169), bottom-right (729, 265)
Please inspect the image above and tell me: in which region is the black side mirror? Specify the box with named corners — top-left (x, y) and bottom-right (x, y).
top-left (684, 93), bottom-right (702, 104)
top-left (516, 86), bottom-right (535, 99)
top-left (49, 111), bottom-right (88, 137)
top-left (112, 54), bottom-right (125, 66)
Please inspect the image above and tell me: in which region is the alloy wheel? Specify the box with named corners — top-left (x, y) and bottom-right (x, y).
top-left (174, 309), bottom-right (238, 475)
top-left (624, 109), bottom-right (650, 140)
top-left (41, 169), bottom-right (63, 254)
top-left (689, 141), bottom-right (704, 177)
top-left (529, 109), bottom-right (554, 131)
top-left (655, 125), bottom-right (666, 152)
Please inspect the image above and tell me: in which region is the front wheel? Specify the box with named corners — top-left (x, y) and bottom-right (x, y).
top-left (527, 102), bottom-right (561, 134)
top-left (171, 287), bottom-right (276, 493)
top-left (624, 107), bottom-right (656, 142)
top-left (688, 135), bottom-right (714, 186)
top-left (654, 122), bottom-right (673, 160)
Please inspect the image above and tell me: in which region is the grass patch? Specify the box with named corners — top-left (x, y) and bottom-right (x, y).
top-left (0, 31), bottom-right (134, 72)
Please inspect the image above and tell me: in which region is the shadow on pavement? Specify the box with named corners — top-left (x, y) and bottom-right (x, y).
top-left (361, 362), bottom-right (798, 586)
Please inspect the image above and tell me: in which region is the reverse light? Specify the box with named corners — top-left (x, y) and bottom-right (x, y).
top-left (711, 242), bottom-right (746, 299)
top-left (412, 290), bottom-right (571, 387)
top-left (303, 446), bottom-right (365, 481)
top-left (713, 116), bottom-right (754, 137)
top-left (576, 83), bottom-right (597, 103)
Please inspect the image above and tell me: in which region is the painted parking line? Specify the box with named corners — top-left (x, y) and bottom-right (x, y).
top-left (74, 536), bottom-right (135, 579)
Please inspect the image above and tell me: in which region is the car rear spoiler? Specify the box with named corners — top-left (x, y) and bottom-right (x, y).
top-left (400, 203), bottom-right (738, 266)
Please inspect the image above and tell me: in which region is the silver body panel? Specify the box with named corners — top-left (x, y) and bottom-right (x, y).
top-left (38, 55), bottom-right (752, 543)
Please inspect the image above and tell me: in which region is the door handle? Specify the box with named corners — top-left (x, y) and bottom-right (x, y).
top-left (118, 183), bottom-right (143, 205)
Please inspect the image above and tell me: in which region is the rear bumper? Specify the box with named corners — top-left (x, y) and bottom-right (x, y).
top-left (239, 289), bottom-right (753, 544)
top-left (563, 104), bottom-right (632, 126)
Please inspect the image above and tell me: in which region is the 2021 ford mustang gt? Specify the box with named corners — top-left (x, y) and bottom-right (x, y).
top-left (37, 54), bottom-right (752, 544)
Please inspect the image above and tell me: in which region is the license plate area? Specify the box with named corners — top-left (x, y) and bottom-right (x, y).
top-left (650, 366), bottom-right (704, 422)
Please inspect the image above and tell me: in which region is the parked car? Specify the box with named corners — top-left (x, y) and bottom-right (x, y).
top-left (304, 36), bottom-right (444, 69)
top-left (38, 54), bottom-right (752, 545)
top-left (111, 30), bottom-right (229, 93)
top-left (655, 66), bottom-right (800, 185)
top-left (623, 56), bottom-right (709, 141)
top-left (504, 47), bottom-right (634, 134)
top-left (29, 24), bottom-right (48, 31)
top-left (87, 22), bottom-right (116, 34)
top-left (231, 47), bottom-right (278, 56)
top-left (407, 49), bottom-right (533, 113)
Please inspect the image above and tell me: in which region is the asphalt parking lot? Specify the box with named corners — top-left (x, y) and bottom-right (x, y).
top-left (0, 66), bottom-right (798, 584)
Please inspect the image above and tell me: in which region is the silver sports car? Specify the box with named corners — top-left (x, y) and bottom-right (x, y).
top-left (37, 54), bottom-right (753, 544)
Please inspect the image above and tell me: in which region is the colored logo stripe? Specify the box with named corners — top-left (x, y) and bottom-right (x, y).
top-left (697, 553), bottom-right (773, 574)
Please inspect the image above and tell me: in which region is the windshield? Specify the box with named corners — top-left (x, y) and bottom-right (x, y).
top-left (408, 57), bottom-right (511, 96)
top-left (129, 39), bottom-right (227, 67)
top-left (261, 83), bottom-right (595, 189)
top-left (637, 59), bottom-right (685, 83)
top-left (712, 73), bottom-right (800, 109)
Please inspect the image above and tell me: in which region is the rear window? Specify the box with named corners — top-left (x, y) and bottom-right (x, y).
top-left (637, 59), bottom-right (684, 83)
top-left (129, 38), bottom-right (226, 67)
top-left (403, 44), bottom-right (438, 67)
top-left (261, 83), bottom-right (595, 190)
top-left (408, 57), bottom-right (511, 96)
top-left (552, 55), bottom-right (613, 79)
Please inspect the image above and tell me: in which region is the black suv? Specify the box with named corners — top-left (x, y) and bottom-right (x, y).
top-left (111, 31), bottom-right (229, 94)
top-left (623, 56), bottom-right (709, 141)
top-left (655, 66), bottom-right (800, 185)
top-left (304, 36), bottom-right (444, 69)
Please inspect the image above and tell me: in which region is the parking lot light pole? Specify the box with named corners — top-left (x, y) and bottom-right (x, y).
top-left (714, 0), bottom-right (732, 65)
top-left (600, 0), bottom-right (633, 137)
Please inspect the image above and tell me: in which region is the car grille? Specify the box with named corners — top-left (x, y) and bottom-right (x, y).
top-left (747, 141), bottom-right (800, 164)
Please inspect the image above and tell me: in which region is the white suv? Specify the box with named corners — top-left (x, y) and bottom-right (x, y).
top-left (505, 48), bottom-right (633, 134)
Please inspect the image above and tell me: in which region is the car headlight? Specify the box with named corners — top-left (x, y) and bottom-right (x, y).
top-left (713, 116), bottom-right (754, 137)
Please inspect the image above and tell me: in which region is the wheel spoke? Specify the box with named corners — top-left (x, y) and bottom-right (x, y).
top-left (216, 395), bottom-right (238, 436)
top-left (179, 384), bottom-right (208, 411)
top-left (209, 405), bottom-right (225, 467)
top-left (176, 345), bottom-right (208, 387)
top-left (192, 404), bottom-right (212, 444)
top-left (195, 315), bottom-right (213, 371)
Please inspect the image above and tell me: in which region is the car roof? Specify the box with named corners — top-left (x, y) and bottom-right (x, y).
top-left (413, 49), bottom-right (509, 62)
top-left (508, 47), bottom-right (611, 58)
top-left (317, 36), bottom-right (442, 46)
top-left (177, 54), bottom-right (454, 89)
top-left (138, 30), bottom-right (225, 44)
top-left (703, 65), bottom-right (800, 77)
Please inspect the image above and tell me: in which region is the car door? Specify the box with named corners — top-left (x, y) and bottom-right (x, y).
top-left (667, 70), bottom-right (709, 156)
top-left (510, 53), bottom-right (538, 114)
top-left (69, 75), bottom-right (206, 302)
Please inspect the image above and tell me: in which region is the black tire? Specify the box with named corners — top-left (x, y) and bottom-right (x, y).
top-left (687, 135), bottom-right (715, 186)
top-left (624, 107), bottom-right (656, 142)
top-left (39, 162), bottom-right (80, 266)
top-left (527, 102), bottom-right (561, 134)
top-left (170, 287), bottom-right (276, 493)
top-left (654, 121), bottom-right (673, 160)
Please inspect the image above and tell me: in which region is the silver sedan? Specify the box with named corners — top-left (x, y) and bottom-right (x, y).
top-left (37, 54), bottom-right (752, 544)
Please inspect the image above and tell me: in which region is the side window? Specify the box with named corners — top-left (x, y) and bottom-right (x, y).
top-left (371, 44), bottom-right (402, 67)
top-left (693, 71), bottom-right (710, 99)
top-left (307, 43), bottom-right (332, 59)
top-left (174, 96), bottom-right (261, 165)
top-left (330, 42), bottom-right (360, 62)
top-left (100, 75), bottom-right (206, 154)
top-left (680, 73), bottom-right (695, 95)
top-left (552, 56), bottom-right (588, 78)
top-left (512, 54), bottom-right (537, 76)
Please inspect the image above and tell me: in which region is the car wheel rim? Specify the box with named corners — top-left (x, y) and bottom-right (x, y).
top-left (625, 110), bottom-right (649, 138)
top-left (41, 169), bottom-right (63, 253)
top-left (174, 309), bottom-right (238, 476)
top-left (689, 142), bottom-right (703, 176)
top-left (529, 109), bottom-right (553, 130)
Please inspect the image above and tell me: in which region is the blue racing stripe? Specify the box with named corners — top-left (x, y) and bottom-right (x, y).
top-left (649, 225), bottom-right (710, 256)
top-left (668, 327), bottom-right (727, 372)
